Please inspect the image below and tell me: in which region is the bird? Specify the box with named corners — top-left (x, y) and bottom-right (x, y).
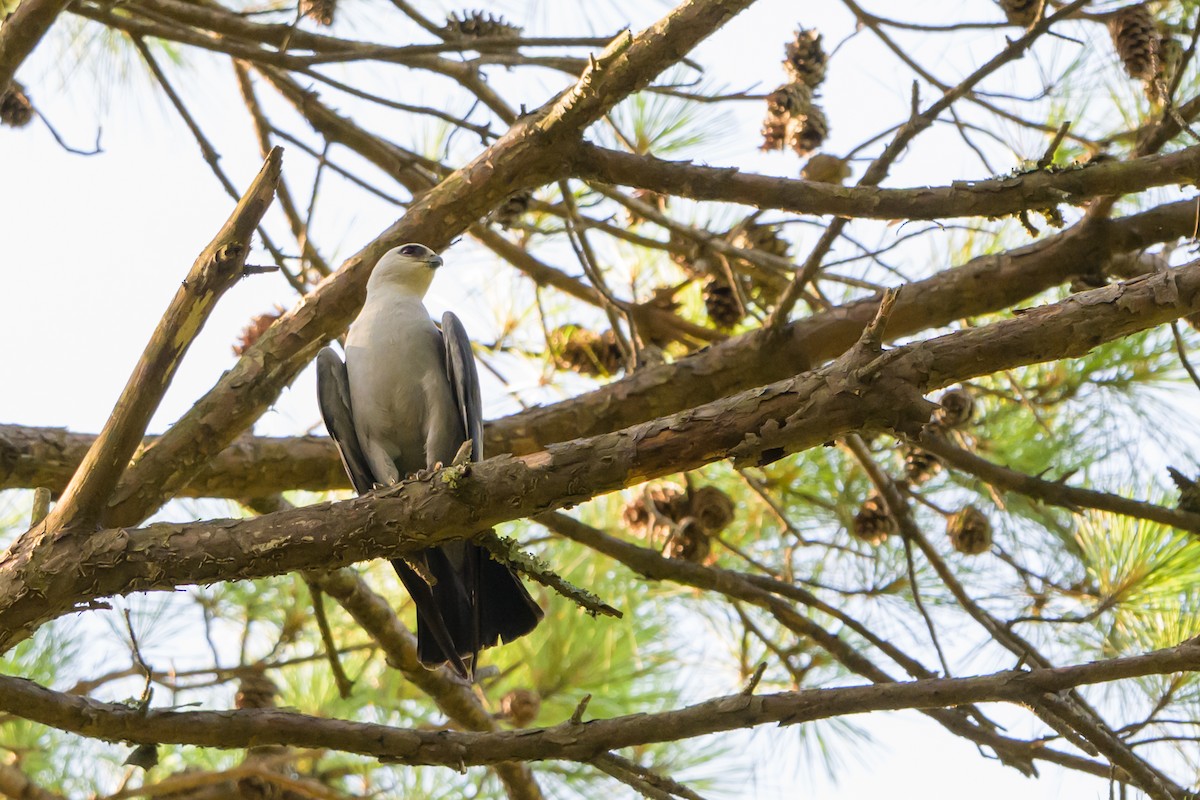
top-left (316, 242), bottom-right (543, 677)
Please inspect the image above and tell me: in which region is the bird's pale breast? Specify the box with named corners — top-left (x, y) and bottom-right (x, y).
top-left (345, 292), bottom-right (464, 477)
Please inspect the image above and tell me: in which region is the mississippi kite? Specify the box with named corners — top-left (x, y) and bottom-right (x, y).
top-left (316, 243), bottom-right (543, 677)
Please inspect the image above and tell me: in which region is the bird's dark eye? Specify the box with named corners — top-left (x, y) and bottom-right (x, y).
top-left (400, 244), bottom-right (422, 257)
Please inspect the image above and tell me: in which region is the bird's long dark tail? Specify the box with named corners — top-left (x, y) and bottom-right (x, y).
top-left (391, 544), bottom-right (543, 677)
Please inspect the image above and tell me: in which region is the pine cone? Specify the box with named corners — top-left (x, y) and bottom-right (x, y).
top-left (1149, 35), bottom-right (1183, 102)
top-left (625, 188), bottom-right (669, 225)
top-left (1109, 4), bottom-right (1160, 82)
top-left (853, 494), bottom-right (896, 545)
top-left (688, 486), bottom-right (735, 535)
top-left (727, 221), bottom-right (790, 307)
top-left (733, 221), bottom-right (790, 259)
top-left (443, 10), bottom-right (522, 39)
top-left (934, 387), bottom-right (975, 428)
top-left (704, 279), bottom-right (742, 329)
top-left (947, 505), bottom-right (992, 555)
top-left (233, 308), bottom-right (284, 356)
top-left (235, 669), bottom-right (278, 710)
top-left (1167, 467), bottom-right (1200, 513)
top-left (0, 81), bottom-right (33, 128)
top-left (784, 28), bottom-right (826, 88)
top-left (761, 83), bottom-right (810, 152)
top-left (761, 116), bottom-right (789, 152)
top-left (551, 325), bottom-right (623, 376)
top-left (662, 518), bottom-right (712, 563)
top-left (667, 229), bottom-right (717, 278)
top-left (299, 0), bottom-right (335, 25)
top-left (623, 484), bottom-right (689, 538)
top-left (491, 191), bottom-right (533, 228)
top-left (789, 103), bottom-right (828, 157)
top-left (996, 0), bottom-right (1039, 26)
top-left (904, 448), bottom-right (942, 485)
top-left (499, 688), bottom-right (541, 728)
top-left (801, 153), bottom-right (851, 184)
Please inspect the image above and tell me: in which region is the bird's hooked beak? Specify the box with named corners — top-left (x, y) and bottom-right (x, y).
top-left (426, 253), bottom-right (444, 269)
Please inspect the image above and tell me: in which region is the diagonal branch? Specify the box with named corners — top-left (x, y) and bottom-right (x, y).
top-left (541, 512), bottom-right (1119, 782)
top-left (40, 147), bottom-right (281, 532)
top-left (313, 569), bottom-right (543, 800)
top-left (768, 0), bottom-right (1092, 326)
top-left (918, 432), bottom-right (1200, 529)
top-left (0, 762), bottom-right (67, 800)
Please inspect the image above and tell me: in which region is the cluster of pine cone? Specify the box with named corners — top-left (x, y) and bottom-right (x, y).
top-left (854, 387), bottom-right (992, 556)
top-left (901, 387), bottom-right (975, 487)
top-left (550, 324), bottom-right (624, 377)
top-left (762, 29), bottom-right (829, 157)
top-left (0, 82), bottom-right (33, 129)
top-left (997, 2), bottom-right (1182, 104)
top-left (623, 483), bottom-right (736, 564)
top-left (669, 220), bottom-right (792, 330)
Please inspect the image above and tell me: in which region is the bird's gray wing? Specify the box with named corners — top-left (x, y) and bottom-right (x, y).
top-left (433, 312), bottom-right (542, 669)
top-left (441, 311), bottom-right (484, 462)
top-left (320, 347), bottom-right (471, 676)
top-left (316, 346), bottom-right (375, 495)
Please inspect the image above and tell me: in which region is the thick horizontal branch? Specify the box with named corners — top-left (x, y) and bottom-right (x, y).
top-left (4, 199), bottom-right (1192, 500)
top-left (481, 198), bottom-right (1199, 456)
top-left (1, 264), bottom-right (1197, 647)
top-left (3, 640), bottom-right (1199, 765)
top-left (573, 143), bottom-right (1200, 221)
top-left (0, 426), bottom-right (347, 499)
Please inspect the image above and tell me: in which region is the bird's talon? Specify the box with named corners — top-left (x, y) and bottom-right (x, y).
top-left (406, 464), bottom-right (442, 482)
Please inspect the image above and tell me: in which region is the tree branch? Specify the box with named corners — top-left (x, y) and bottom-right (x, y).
top-left (0, 762), bottom-right (68, 800)
top-left (540, 512), bottom-right (1121, 781)
top-left (573, 143), bottom-right (1200, 221)
top-left (3, 197), bottom-right (1196, 502)
top-left (918, 432), bottom-right (1200, 531)
top-left (2, 263), bottom-right (1198, 647)
top-left (0, 0), bottom-right (71, 90)
top-left (40, 147), bottom-right (281, 532)
top-left (313, 569), bottom-right (543, 800)
top-left (3, 640), bottom-right (1199, 766)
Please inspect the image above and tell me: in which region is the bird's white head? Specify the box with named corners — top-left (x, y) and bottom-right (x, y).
top-left (367, 243), bottom-right (444, 296)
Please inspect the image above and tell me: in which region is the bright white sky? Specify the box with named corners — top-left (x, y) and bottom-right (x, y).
top-left (0, 0), bottom-right (1190, 797)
